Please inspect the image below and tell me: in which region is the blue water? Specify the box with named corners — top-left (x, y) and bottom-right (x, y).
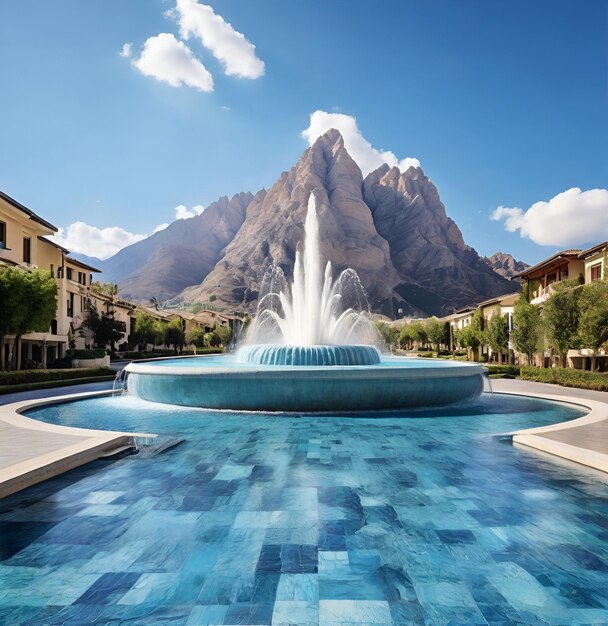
top-left (1, 394), bottom-right (608, 625)
top-left (133, 354), bottom-right (475, 369)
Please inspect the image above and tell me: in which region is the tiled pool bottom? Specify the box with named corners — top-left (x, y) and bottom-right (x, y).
top-left (1, 395), bottom-right (608, 625)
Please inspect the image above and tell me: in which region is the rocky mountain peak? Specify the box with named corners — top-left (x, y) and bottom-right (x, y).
top-left (484, 252), bottom-right (530, 278)
top-left (100, 130), bottom-right (515, 316)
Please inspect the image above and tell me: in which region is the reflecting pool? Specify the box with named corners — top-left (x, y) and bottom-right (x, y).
top-left (1, 394), bottom-right (608, 625)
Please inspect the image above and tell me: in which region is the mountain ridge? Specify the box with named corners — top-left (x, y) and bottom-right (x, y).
top-left (95, 129), bottom-right (517, 316)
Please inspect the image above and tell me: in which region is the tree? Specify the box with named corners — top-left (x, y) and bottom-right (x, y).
top-left (375, 321), bottom-right (399, 351)
top-left (213, 323), bottom-right (232, 347)
top-left (5, 269), bottom-right (57, 370)
top-left (409, 321), bottom-right (428, 349)
top-left (485, 313), bottom-right (509, 364)
top-left (456, 325), bottom-right (481, 361)
top-left (82, 302), bottom-right (126, 351)
top-left (425, 317), bottom-right (446, 353)
top-left (205, 331), bottom-right (221, 347)
top-left (0, 267), bottom-right (29, 370)
top-left (542, 282), bottom-right (582, 367)
top-left (578, 280), bottom-right (608, 371)
top-left (131, 311), bottom-right (162, 351)
top-left (187, 327), bottom-right (207, 348)
top-left (164, 318), bottom-right (185, 354)
top-left (399, 324), bottom-right (415, 350)
top-left (512, 296), bottom-right (542, 365)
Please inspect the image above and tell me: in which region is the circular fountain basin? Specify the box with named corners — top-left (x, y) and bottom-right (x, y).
top-left (236, 344), bottom-right (381, 366)
top-left (125, 350), bottom-right (485, 412)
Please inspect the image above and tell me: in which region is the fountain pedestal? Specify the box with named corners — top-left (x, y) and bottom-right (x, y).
top-left (236, 344), bottom-right (381, 366)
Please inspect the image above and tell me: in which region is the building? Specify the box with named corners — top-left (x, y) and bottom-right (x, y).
top-left (580, 242), bottom-right (607, 283)
top-left (512, 249), bottom-right (584, 305)
top-left (0, 191), bottom-right (100, 368)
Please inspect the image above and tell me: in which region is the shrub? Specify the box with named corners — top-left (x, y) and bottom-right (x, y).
top-left (519, 367), bottom-right (608, 391)
top-left (67, 348), bottom-right (107, 359)
top-left (0, 367), bottom-right (111, 386)
top-left (486, 365), bottom-right (521, 377)
top-left (417, 352), bottom-right (435, 358)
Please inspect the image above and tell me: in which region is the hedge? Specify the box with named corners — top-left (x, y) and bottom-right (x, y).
top-left (485, 365), bottom-right (521, 378)
top-left (67, 349), bottom-right (107, 359)
top-left (0, 367), bottom-right (111, 386)
top-left (122, 348), bottom-right (222, 360)
top-left (519, 367), bottom-right (608, 392)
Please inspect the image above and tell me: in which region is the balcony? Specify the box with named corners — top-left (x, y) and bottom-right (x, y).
top-left (530, 283), bottom-right (556, 305)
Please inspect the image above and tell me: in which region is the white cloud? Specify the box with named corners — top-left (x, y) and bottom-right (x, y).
top-left (120, 42), bottom-right (133, 58)
top-left (51, 222), bottom-right (147, 260)
top-left (132, 32), bottom-right (214, 92)
top-left (153, 223), bottom-right (170, 233)
top-left (301, 110), bottom-right (421, 176)
top-left (491, 187), bottom-right (608, 246)
top-left (174, 204), bottom-right (205, 220)
top-left (174, 0), bottom-right (265, 79)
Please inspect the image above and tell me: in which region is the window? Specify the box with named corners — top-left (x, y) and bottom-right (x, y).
top-left (66, 267), bottom-right (73, 281)
top-left (67, 292), bottom-right (74, 317)
top-left (591, 263), bottom-right (602, 282)
top-left (0, 221), bottom-right (5, 247)
top-left (23, 237), bottom-right (31, 263)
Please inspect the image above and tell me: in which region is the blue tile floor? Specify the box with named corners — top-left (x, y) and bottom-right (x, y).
top-left (1, 393), bottom-right (608, 624)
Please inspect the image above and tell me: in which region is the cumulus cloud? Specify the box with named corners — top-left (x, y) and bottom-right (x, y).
top-left (301, 110), bottom-right (420, 176)
top-left (120, 43), bottom-right (133, 58)
top-left (173, 0), bottom-right (265, 79)
top-left (491, 187), bottom-right (608, 246)
top-left (51, 222), bottom-right (147, 260)
top-left (132, 32), bottom-right (214, 91)
top-left (174, 204), bottom-right (205, 220)
top-left (153, 223), bottom-right (170, 233)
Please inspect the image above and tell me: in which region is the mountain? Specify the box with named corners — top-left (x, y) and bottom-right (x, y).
top-left (70, 252), bottom-right (105, 271)
top-left (181, 129), bottom-right (409, 315)
top-left (484, 252), bottom-right (530, 278)
top-left (362, 164), bottom-right (515, 313)
top-left (101, 128), bottom-right (515, 315)
top-left (98, 192), bottom-right (258, 302)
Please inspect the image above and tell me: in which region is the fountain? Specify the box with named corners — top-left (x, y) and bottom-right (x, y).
top-left (125, 193), bottom-right (484, 411)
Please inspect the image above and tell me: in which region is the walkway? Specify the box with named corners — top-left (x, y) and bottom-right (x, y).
top-left (0, 383), bottom-right (150, 499)
top-left (493, 378), bottom-right (608, 474)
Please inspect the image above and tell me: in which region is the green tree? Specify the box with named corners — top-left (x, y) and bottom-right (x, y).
top-left (164, 318), bottom-right (185, 354)
top-left (0, 269), bottom-right (57, 369)
top-left (213, 323), bottom-right (232, 347)
top-left (485, 313), bottom-right (509, 364)
top-left (409, 320), bottom-right (428, 349)
top-left (425, 317), bottom-right (446, 353)
top-left (542, 282), bottom-right (582, 367)
top-left (375, 321), bottom-right (399, 351)
top-left (578, 281), bottom-right (608, 371)
top-left (82, 302), bottom-right (126, 351)
top-left (512, 296), bottom-right (542, 365)
top-left (399, 324), bottom-right (415, 350)
top-left (131, 311), bottom-right (162, 351)
top-left (186, 327), bottom-right (207, 348)
top-left (205, 331), bottom-right (221, 347)
top-left (0, 267), bottom-right (29, 370)
top-left (456, 325), bottom-right (481, 361)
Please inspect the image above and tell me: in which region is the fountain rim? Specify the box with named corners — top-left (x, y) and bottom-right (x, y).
top-left (124, 354), bottom-right (485, 379)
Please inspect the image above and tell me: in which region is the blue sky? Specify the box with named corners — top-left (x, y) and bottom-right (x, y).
top-left (0, 0), bottom-right (606, 263)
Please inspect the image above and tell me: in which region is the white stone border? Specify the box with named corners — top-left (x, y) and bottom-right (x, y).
top-left (0, 390), bottom-right (156, 499)
top-left (497, 389), bottom-right (608, 474)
